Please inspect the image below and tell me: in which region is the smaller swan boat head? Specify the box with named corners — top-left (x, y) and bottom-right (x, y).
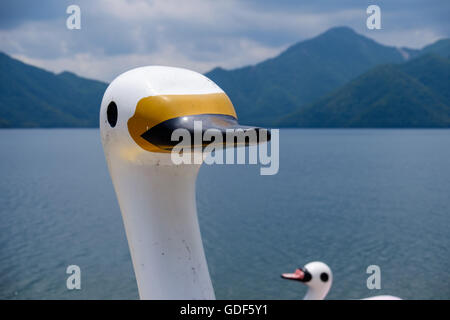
top-left (281, 261), bottom-right (401, 300)
top-left (282, 261), bottom-right (332, 300)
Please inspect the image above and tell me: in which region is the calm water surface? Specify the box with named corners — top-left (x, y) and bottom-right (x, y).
top-left (0, 129), bottom-right (449, 299)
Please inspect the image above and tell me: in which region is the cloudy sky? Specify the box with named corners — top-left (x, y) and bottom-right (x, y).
top-left (1, 0), bottom-right (448, 82)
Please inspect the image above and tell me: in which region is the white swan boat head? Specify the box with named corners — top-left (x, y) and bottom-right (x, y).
top-left (282, 261), bottom-right (401, 300)
top-left (99, 66), bottom-right (269, 299)
top-left (282, 261), bottom-right (333, 300)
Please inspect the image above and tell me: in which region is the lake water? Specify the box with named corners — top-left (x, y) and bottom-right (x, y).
top-left (0, 129), bottom-right (449, 300)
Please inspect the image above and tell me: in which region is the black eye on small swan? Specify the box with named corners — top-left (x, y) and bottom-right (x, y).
top-left (320, 273), bottom-right (329, 282)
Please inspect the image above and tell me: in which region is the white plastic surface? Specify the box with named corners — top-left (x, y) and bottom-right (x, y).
top-left (100, 67), bottom-right (217, 299)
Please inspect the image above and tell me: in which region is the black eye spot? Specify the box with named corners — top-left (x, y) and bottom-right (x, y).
top-left (303, 269), bottom-right (312, 282)
top-left (107, 101), bottom-right (118, 127)
top-left (320, 273), bottom-right (329, 282)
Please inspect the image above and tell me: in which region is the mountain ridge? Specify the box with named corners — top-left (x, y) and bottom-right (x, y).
top-left (0, 52), bottom-right (107, 127)
top-left (278, 54), bottom-right (450, 128)
top-left (205, 26), bottom-right (409, 126)
top-left (1, 26), bottom-right (449, 128)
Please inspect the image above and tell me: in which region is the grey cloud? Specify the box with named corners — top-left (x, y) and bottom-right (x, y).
top-left (0, 0), bottom-right (448, 81)
top-left (0, 0), bottom-right (68, 29)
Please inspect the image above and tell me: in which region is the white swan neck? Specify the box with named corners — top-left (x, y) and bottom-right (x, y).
top-left (303, 288), bottom-right (323, 300)
top-left (303, 285), bottom-right (330, 300)
top-left (107, 154), bottom-right (214, 299)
